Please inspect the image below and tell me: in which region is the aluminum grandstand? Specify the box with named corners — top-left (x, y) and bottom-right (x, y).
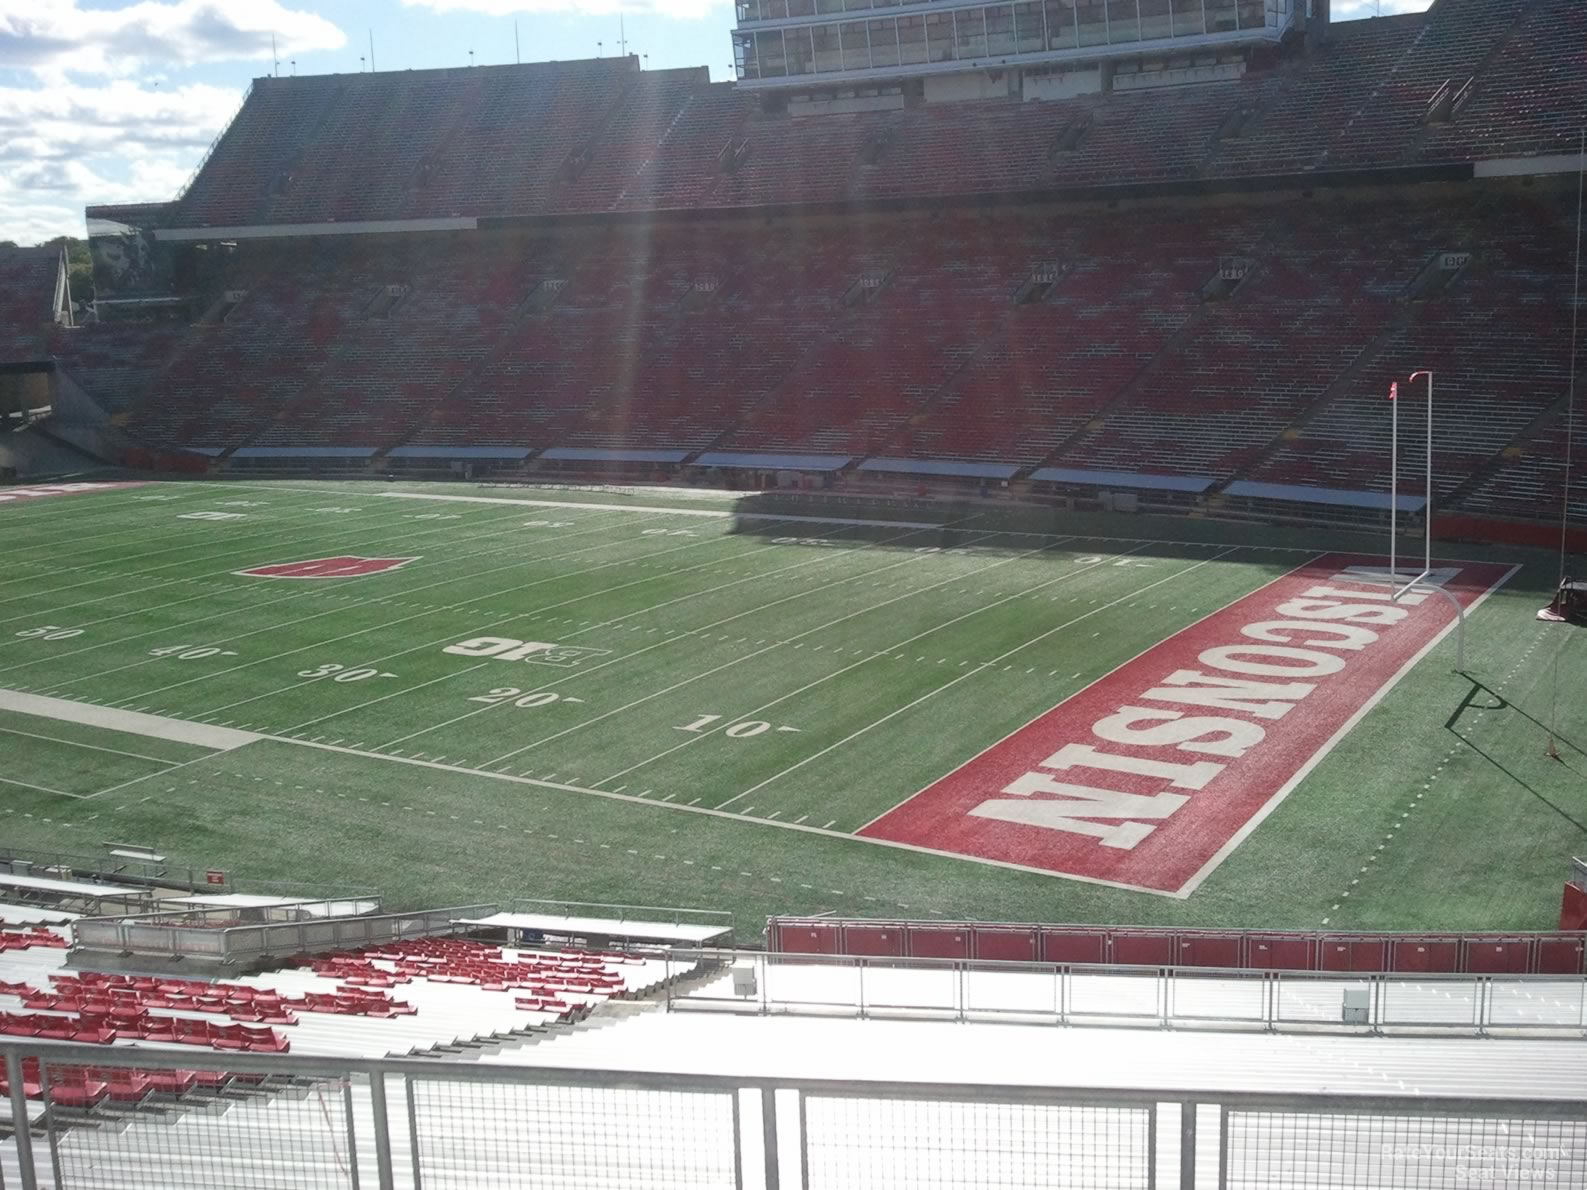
top-left (2, 0), bottom-right (1587, 1183)
top-left (0, 0), bottom-right (1575, 537)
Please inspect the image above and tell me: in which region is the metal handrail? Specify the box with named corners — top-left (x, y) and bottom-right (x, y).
top-left (509, 897), bottom-right (733, 926)
top-left (3, 1040), bottom-right (1582, 1113)
top-left (72, 903), bottom-right (496, 963)
top-left (655, 946), bottom-right (1587, 1036)
top-left (173, 82), bottom-right (253, 205)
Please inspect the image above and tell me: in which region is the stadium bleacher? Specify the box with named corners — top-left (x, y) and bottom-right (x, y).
top-left (54, 181), bottom-right (1579, 527)
top-left (0, 0), bottom-right (1574, 519)
top-left (0, 246), bottom-right (67, 362)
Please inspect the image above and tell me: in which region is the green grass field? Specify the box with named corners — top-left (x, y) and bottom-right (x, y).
top-left (1, 478), bottom-right (1583, 933)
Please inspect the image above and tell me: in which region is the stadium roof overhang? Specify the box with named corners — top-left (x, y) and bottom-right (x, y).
top-left (155, 217), bottom-right (478, 242)
top-left (1030, 467), bottom-right (1213, 493)
top-left (1224, 480), bottom-right (1428, 513)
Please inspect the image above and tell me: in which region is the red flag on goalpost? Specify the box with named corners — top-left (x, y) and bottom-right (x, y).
top-left (1388, 380), bottom-right (1398, 401)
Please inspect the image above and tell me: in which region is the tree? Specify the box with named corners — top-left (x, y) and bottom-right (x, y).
top-left (45, 236), bottom-right (94, 302)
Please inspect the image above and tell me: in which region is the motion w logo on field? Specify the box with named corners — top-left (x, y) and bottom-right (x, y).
top-left (861, 554), bottom-right (1513, 897)
top-left (235, 556), bottom-right (419, 579)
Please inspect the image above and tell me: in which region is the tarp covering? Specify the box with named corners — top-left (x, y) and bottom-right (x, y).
top-left (1224, 480), bottom-right (1426, 513)
top-left (388, 446), bottom-right (531, 460)
top-left (539, 447), bottom-right (690, 464)
top-left (693, 451), bottom-right (852, 471)
top-left (1029, 467), bottom-right (1214, 493)
top-left (858, 457), bottom-right (1019, 479)
top-left (231, 446), bottom-right (376, 459)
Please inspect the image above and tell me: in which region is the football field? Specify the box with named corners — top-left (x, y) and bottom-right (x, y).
top-left (1, 478), bottom-right (1583, 932)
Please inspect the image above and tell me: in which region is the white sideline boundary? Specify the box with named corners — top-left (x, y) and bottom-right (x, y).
top-left (379, 490), bottom-right (942, 529)
top-left (0, 689), bottom-right (258, 751)
top-left (1175, 560), bottom-right (1521, 897)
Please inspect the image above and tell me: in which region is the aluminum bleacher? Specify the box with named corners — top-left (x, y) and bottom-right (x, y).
top-left (144, 0), bottom-right (1587, 234)
top-left (0, 246), bottom-right (64, 362)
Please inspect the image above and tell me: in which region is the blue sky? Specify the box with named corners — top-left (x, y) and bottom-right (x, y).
top-left (1, 0), bottom-right (1429, 245)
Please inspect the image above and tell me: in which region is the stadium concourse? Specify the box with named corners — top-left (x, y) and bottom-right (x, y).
top-left (3, 0), bottom-right (1587, 1183)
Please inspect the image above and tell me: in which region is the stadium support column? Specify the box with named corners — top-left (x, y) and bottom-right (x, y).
top-left (1305, 0), bottom-right (1331, 48)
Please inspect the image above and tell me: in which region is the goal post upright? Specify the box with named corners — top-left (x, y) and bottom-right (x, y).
top-left (1389, 370), bottom-right (1434, 599)
top-left (1388, 369), bottom-right (1465, 670)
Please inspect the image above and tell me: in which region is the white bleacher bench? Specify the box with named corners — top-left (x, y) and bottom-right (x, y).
top-left (102, 842), bottom-right (166, 864)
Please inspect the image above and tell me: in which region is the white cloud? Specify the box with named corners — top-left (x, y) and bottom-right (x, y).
top-left (0, 80), bottom-right (237, 243)
top-left (0, 0), bottom-right (346, 79)
top-left (402, 0), bottom-right (720, 22)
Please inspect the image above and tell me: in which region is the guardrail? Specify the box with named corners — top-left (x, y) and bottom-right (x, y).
top-left (71, 904), bottom-right (494, 965)
top-left (766, 916), bottom-right (1587, 975)
top-left (509, 897), bottom-right (734, 928)
top-left (660, 948), bottom-right (1587, 1037)
top-left (0, 843), bottom-right (378, 901)
top-left (1, 1041), bottom-right (1582, 1190)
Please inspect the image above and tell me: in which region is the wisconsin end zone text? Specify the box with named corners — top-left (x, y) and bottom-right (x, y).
top-left (861, 554), bottom-right (1514, 896)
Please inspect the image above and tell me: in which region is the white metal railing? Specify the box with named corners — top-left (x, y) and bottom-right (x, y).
top-left (173, 82), bottom-right (253, 206)
top-left (509, 897), bottom-right (734, 929)
top-left (70, 904), bottom-right (492, 964)
top-left (1, 1041), bottom-right (1582, 1190)
top-left (661, 949), bottom-right (1587, 1036)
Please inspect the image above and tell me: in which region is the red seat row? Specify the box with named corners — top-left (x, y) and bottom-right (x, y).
top-left (0, 1010), bottom-right (288, 1051)
top-left (2, 1060), bottom-right (252, 1106)
top-left (0, 929), bottom-right (67, 951)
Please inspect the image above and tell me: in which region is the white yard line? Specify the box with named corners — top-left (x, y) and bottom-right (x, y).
top-left (0, 506), bottom-right (677, 679)
top-left (82, 754), bottom-right (220, 801)
top-left (248, 734), bottom-right (1171, 894)
top-left (267, 520), bottom-right (948, 730)
top-left (63, 511), bottom-right (802, 707)
top-left (0, 494), bottom-right (424, 606)
top-left (0, 726), bottom-right (188, 766)
top-left (1175, 560), bottom-right (1521, 898)
top-left (0, 494), bottom-right (630, 644)
top-left (474, 532), bottom-right (1066, 767)
top-left (0, 775), bottom-right (84, 800)
top-left (599, 542), bottom-right (1158, 788)
top-left (0, 498), bottom-right (571, 630)
top-left (740, 546), bottom-right (1242, 813)
top-left (379, 490), bottom-right (942, 530)
top-left (374, 520), bottom-right (975, 750)
top-left (0, 486), bottom-right (247, 563)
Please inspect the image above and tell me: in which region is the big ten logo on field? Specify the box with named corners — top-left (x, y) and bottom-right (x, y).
top-left (442, 637), bottom-right (612, 668)
top-left (234, 556), bottom-right (419, 579)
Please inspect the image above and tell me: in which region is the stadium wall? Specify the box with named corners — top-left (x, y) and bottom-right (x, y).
top-left (766, 918), bottom-right (1587, 974)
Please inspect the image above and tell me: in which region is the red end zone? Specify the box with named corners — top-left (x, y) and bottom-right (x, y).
top-left (860, 554), bottom-right (1514, 896)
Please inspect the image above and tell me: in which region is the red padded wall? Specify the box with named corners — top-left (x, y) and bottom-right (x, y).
top-left (1176, 934), bottom-right (1242, 968)
top-left (1320, 938), bottom-right (1389, 972)
top-left (1465, 938), bottom-right (1531, 974)
top-left (841, 924), bottom-right (904, 957)
top-left (1246, 934), bottom-right (1316, 971)
top-left (971, 927), bottom-right (1039, 962)
top-left (1537, 934), bottom-right (1586, 974)
top-left (906, 926), bottom-right (971, 960)
top-left (774, 923), bottom-right (840, 954)
top-left (1040, 930), bottom-right (1107, 965)
top-left (1390, 938), bottom-right (1460, 973)
top-left (1111, 932), bottom-right (1176, 966)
